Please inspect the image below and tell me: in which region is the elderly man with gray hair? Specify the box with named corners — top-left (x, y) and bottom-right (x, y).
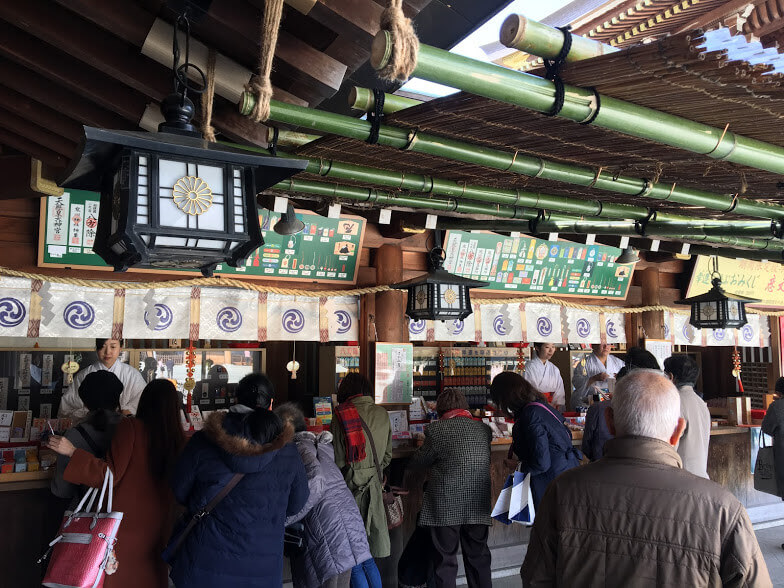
top-left (522, 369), bottom-right (771, 587)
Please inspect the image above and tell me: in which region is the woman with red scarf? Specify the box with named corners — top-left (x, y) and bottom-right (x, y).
top-left (407, 389), bottom-right (493, 588)
top-left (331, 373), bottom-right (392, 567)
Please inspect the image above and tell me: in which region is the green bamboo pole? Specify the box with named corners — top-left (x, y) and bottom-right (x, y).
top-left (238, 94), bottom-right (784, 221)
top-left (267, 128), bottom-right (321, 147)
top-left (349, 87), bottom-right (421, 114)
top-left (499, 14), bottom-right (619, 61)
top-left (224, 140), bottom-right (750, 225)
top-left (371, 30), bottom-right (784, 180)
top-left (271, 177), bottom-right (784, 254)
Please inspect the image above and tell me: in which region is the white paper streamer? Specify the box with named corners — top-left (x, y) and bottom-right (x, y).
top-left (124, 288), bottom-right (191, 339)
top-left (524, 303), bottom-right (563, 343)
top-left (565, 309), bottom-right (601, 344)
top-left (199, 288), bottom-right (258, 341)
top-left (480, 304), bottom-right (522, 342)
top-left (0, 277), bottom-right (31, 337)
top-left (326, 296), bottom-right (359, 341)
top-left (267, 295), bottom-right (319, 341)
top-left (38, 283), bottom-right (114, 338)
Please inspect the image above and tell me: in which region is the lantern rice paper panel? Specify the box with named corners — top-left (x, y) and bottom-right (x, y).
top-left (565, 308), bottom-right (600, 344)
top-left (604, 312), bottom-right (626, 344)
top-left (434, 314), bottom-right (475, 342)
top-left (326, 296), bottom-right (359, 342)
top-left (0, 277), bottom-right (31, 337)
top-left (480, 303), bottom-right (522, 343)
top-left (524, 303), bottom-right (563, 344)
top-left (672, 312), bottom-right (702, 346)
top-left (39, 283), bottom-right (114, 338)
top-left (199, 288), bottom-right (258, 341)
top-left (705, 327), bottom-right (736, 347)
top-left (737, 314), bottom-right (769, 348)
top-left (267, 295), bottom-right (319, 341)
top-left (408, 319), bottom-right (429, 342)
top-left (123, 288), bottom-right (191, 339)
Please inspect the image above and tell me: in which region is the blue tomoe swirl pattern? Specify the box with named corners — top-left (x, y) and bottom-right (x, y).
top-left (409, 320), bottom-right (426, 334)
top-left (683, 323), bottom-right (695, 343)
top-left (282, 309), bottom-right (305, 333)
top-left (63, 301), bottom-right (95, 330)
top-left (0, 297), bottom-right (26, 328)
top-left (606, 320), bottom-right (618, 339)
top-left (334, 310), bottom-right (352, 334)
top-left (537, 316), bottom-right (552, 337)
top-left (576, 318), bottom-right (591, 338)
top-left (493, 314), bottom-right (508, 336)
top-left (713, 329), bottom-right (726, 341)
top-left (144, 304), bottom-right (174, 331)
top-left (216, 307), bottom-right (243, 333)
top-left (450, 319), bottom-right (464, 335)
top-left (741, 324), bottom-right (754, 342)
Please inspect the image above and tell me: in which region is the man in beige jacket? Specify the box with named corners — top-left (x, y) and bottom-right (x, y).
top-left (522, 369), bottom-right (771, 587)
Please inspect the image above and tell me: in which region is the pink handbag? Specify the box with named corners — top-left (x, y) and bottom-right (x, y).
top-left (41, 468), bottom-right (123, 588)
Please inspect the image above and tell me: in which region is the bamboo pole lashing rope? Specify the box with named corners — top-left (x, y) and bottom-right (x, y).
top-left (245, 0), bottom-right (285, 123)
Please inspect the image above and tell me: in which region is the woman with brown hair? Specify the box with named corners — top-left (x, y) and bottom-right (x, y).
top-left (407, 389), bottom-right (493, 588)
top-left (490, 371), bottom-right (581, 509)
top-left (47, 379), bottom-right (186, 588)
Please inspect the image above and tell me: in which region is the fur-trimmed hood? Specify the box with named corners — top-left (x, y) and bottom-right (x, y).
top-left (203, 410), bottom-right (295, 474)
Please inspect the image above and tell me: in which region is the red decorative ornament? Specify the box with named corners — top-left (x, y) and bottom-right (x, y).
top-left (184, 341), bottom-right (197, 415)
top-left (517, 344), bottom-right (526, 373)
top-left (731, 346), bottom-right (744, 394)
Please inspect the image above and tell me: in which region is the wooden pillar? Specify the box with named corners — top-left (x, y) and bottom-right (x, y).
top-left (374, 244), bottom-right (408, 343)
top-left (359, 292), bottom-right (376, 382)
top-left (640, 267), bottom-right (664, 343)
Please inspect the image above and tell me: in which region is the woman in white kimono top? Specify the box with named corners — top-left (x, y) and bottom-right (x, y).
top-left (524, 343), bottom-right (566, 410)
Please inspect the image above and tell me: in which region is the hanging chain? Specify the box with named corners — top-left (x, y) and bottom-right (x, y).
top-left (171, 11), bottom-right (206, 102)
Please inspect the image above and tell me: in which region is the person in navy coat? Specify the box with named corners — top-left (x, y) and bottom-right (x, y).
top-left (169, 407), bottom-right (309, 587)
top-left (490, 371), bottom-right (581, 508)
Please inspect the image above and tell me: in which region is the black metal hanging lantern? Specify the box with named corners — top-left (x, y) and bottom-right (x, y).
top-left (675, 256), bottom-right (759, 329)
top-left (58, 12), bottom-right (306, 276)
top-left (392, 247), bottom-right (488, 321)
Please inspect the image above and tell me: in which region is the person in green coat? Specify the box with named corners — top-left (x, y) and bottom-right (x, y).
top-left (331, 373), bottom-right (393, 559)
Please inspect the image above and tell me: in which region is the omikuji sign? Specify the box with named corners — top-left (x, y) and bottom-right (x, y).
top-left (686, 256), bottom-right (782, 306)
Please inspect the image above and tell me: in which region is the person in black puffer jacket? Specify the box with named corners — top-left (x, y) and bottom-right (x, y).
top-left (169, 382), bottom-right (308, 588)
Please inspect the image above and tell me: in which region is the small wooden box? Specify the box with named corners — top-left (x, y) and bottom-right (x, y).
top-left (727, 397), bottom-right (743, 426)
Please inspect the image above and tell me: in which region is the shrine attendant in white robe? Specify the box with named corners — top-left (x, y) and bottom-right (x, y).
top-left (58, 338), bottom-right (146, 422)
top-left (571, 343), bottom-right (625, 409)
top-left (524, 343), bottom-right (566, 410)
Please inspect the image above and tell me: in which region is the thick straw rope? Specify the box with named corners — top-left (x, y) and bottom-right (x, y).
top-left (200, 48), bottom-right (217, 142)
top-left (2, 266), bottom-right (781, 316)
top-left (245, 0), bottom-right (285, 122)
top-left (377, 0), bottom-right (419, 82)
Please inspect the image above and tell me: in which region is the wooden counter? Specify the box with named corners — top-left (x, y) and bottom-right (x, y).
top-left (0, 469), bottom-right (53, 491)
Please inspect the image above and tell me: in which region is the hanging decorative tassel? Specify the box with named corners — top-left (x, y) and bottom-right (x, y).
top-left (731, 346), bottom-right (744, 394)
top-left (287, 340), bottom-right (300, 380)
top-left (184, 341), bottom-right (197, 420)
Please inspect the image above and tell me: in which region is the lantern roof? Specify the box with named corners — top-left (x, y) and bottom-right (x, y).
top-left (60, 126), bottom-right (308, 191)
top-left (674, 278), bottom-right (760, 306)
top-left (391, 266), bottom-right (489, 290)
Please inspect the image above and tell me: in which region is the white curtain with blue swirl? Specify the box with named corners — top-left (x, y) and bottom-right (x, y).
top-left (407, 318), bottom-right (429, 341)
top-left (565, 308), bottom-right (601, 344)
top-left (671, 311), bottom-right (702, 346)
top-left (199, 288), bottom-right (258, 341)
top-left (604, 312), bottom-right (626, 344)
top-left (0, 277), bottom-right (31, 337)
top-left (325, 296), bottom-right (359, 342)
top-left (38, 283), bottom-right (114, 338)
top-left (123, 288), bottom-right (191, 339)
top-left (267, 295), bottom-right (319, 341)
top-left (434, 314), bottom-right (475, 342)
top-left (524, 303), bottom-right (563, 344)
top-left (480, 303), bottom-right (523, 342)
top-left (705, 327), bottom-right (737, 347)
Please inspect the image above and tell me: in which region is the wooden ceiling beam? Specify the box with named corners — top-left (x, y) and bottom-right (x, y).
top-left (0, 57), bottom-right (135, 131)
top-left (0, 128), bottom-right (67, 171)
top-left (0, 107), bottom-right (78, 159)
top-left (0, 85), bottom-right (85, 142)
top-left (200, 0), bottom-right (347, 100)
top-left (276, 0), bottom-right (384, 44)
top-left (0, 0), bottom-right (171, 100)
top-left (0, 21), bottom-right (147, 123)
top-left (676, 0), bottom-right (767, 34)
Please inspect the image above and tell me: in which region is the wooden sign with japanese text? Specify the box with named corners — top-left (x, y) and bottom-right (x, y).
top-left (686, 256), bottom-right (777, 306)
